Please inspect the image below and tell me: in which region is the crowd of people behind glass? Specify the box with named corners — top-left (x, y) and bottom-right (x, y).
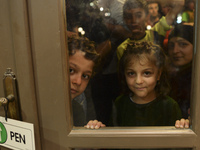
top-left (66, 0), bottom-right (194, 128)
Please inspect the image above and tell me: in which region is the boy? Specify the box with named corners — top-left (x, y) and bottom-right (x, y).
top-left (146, 1), bottom-right (161, 27)
top-left (68, 36), bottom-right (100, 126)
top-left (117, 0), bottom-right (184, 60)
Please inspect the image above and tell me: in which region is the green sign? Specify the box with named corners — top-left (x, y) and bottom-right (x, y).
top-left (0, 122), bottom-right (7, 143)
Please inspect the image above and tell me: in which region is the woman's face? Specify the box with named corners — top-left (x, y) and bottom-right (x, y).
top-left (168, 37), bottom-right (193, 67)
top-left (69, 50), bottom-right (94, 99)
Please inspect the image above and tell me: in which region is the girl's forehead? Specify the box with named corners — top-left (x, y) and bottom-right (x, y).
top-left (126, 52), bottom-right (157, 67)
top-left (132, 59), bottom-right (147, 66)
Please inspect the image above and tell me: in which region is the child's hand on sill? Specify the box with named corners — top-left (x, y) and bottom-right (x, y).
top-left (85, 120), bottom-right (106, 129)
top-left (175, 118), bottom-right (190, 129)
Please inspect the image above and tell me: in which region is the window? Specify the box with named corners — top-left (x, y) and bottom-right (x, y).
top-left (65, 0), bottom-right (200, 149)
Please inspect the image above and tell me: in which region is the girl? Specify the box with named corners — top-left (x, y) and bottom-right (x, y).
top-left (115, 41), bottom-right (182, 126)
top-left (86, 41), bottom-right (188, 128)
top-left (68, 36), bottom-right (102, 126)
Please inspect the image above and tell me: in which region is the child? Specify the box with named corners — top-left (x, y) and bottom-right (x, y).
top-left (117, 0), bottom-right (184, 60)
top-left (181, 0), bottom-right (195, 23)
top-left (115, 41), bottom-right (182, 126)
top-left (68, 36), bottom-right (102, 126)
top-left (86, 41), bottom-right (188, 129)
top-left (146, 1), bottom-right (161, 27)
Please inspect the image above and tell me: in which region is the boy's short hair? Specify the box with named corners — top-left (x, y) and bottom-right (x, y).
top-left (67, 36), bottom-right (100, 72)
top-left (147, 0), bottom-right (159, 5)
top-left (123, 0), bottom-right (147, 12)
top-left (147, 1), bottom-right (160, 11)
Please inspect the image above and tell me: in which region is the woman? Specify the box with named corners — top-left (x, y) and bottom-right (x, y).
top-left (168, 24), bottom-right (194, 120)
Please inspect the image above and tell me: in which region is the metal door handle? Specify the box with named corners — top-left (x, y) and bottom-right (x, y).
top-left (0, 68), bottom-right (21, 120)
top-left (0, 94), bottom-right (15, 106)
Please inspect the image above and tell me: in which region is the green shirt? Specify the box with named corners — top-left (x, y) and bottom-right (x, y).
top-left (182, 11), bottom-right (194, 23)
top-left (115, 95), bottom-right (182, 126)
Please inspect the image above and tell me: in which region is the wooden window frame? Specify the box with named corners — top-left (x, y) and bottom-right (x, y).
top-left (64, 0), bottom-right (200, 149)
top-left (23, 0), bottom-right (200, 149)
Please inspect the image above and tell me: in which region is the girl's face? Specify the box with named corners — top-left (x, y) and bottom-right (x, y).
top-left (125, 56), bottom-right (161, 103)
top-left (69, 50), bottom-right (94, 99)
top-left (168, 37), bottom-right (193, 67)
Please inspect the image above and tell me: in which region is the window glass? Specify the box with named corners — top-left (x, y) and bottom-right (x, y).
top-left (66, 0), bottom-right (194, 128)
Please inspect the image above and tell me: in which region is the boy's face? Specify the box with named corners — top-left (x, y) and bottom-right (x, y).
top-left (148, 3), bottom-right (159, 17)
top-left (123, 8), bottom-right (146, 40)
top-left (188, 2), bottom-right (194, 10)
top-left (125, 56), bottom-right (161, 103)
top-left (161, 5), bottom-right (170, 16)
top-left (168, 37), bottom-right (193, 67)
top-left (69, 50), bottom-right (94, 99)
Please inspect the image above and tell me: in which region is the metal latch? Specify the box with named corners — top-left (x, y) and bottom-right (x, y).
top-left (0, 68), bottom-right (21, 120)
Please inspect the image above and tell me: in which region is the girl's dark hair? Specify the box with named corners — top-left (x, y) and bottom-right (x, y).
top-left (67, 36), bottom-right (100, 73)
top-left (119, 41), bottom-right (170, 96)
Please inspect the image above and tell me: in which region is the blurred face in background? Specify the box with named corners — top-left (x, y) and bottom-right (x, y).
top-left (148, 3), bottom-right (159, 17)
top-left (188, 2), bottom-right (195, 11)
top-left (161, 4), bottom-right (171, 16)
top-left (168, 37), bottom-right (193, 67)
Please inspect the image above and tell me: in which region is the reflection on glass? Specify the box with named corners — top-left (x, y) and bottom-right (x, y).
top-left (66, 0), bottom-right (194, 128)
